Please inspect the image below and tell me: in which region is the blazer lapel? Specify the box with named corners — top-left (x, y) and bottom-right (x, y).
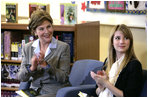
top-left (44, 48), bottom-right (56, 62)
top-left (31, 46), bottom-right (35, 57)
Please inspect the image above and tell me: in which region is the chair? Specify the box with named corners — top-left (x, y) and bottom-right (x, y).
top-left (56, 70), bottom-right (147, 97)
top-left (56, 59), bottom-right (103, 97)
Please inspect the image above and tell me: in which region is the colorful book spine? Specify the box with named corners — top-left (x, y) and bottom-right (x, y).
top-left (1, 91), bottom-right (17, 97)
top-left (11, 42), bottom-right (15, 60)
top-left (18, 43), bottom-right (22, 60)
top-left (4, 31), bottom-right (11, 60)
top-left (22, 40), bottom-right (26, 47)
top-left (60, 4), bottom-right (65, 24)
top-left (29, 3), bottom-right (38, 17)
top-left (37, 3), bottom-right (50, 13)
top-left (62, 33), bottom-right (74, 63)
top-left (1, 32), bottom-right (4, 59)
top-left (14, 42), bottom-right (18, 60)
top-left (29, 3), bottom-right (50, 17)
top-left (24, 34), bottom-right (29, 43)
top-left (6, 3), bottom-right (18, 23)
top-left (60, 3), bottom-right (77, 25)
top-left (11, 42), bottom-right (18, 60)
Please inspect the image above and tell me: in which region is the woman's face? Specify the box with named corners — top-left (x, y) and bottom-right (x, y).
top-left (113, 30), bottom-right (130, 55)
top-left (35, 20), bottom-right (53, 44)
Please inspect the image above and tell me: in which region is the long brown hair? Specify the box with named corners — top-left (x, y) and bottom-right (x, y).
top-left (106, 24), bottom-right (138, 75)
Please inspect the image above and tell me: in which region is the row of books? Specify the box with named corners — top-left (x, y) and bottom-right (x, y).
top-left (5, 3), bottom-right (77, 25)
top-left (1, 64), bottom-right (20, 96)
top-left (1, 91), bottom-right (18, 97)
top-left (1, 31), bottom-right (74, 63)
top-left (1, 31), bottom-right (34, 60)
top-left (1, 79), bottom-right (20, 88)
top-left (1, 63), bottom-right (21, 80)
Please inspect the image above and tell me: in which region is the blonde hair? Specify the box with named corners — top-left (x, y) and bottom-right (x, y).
top-left (106, 24), bottom-right (138, 75)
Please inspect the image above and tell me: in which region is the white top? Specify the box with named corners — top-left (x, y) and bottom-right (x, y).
top-left (32, 37), bottom-right (57, 58)
top-left (99, 55), bottom-right (125, 97)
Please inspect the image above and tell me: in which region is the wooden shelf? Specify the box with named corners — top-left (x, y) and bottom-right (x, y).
top-left (1, 22), bottom-right (75, 32)
top-left (1, 87), bottom-right (19, 91)
top-left (53, 25), bottom-right (75, 32)
top-left (1, 23), bottom-right (28, 30)
top-left (1, 60), bottom-right (21, 63)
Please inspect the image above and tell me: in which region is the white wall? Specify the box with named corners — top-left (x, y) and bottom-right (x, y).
top-left (1, 0), bottom-right (147, 28)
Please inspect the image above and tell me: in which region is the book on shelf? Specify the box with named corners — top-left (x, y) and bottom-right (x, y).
top-left (62, 33), bottom-right (74, 63)
top-left (23, 34), bottom-right (35, 44)
top-left (4, 31), bottom-right (11, 60)
top-left (60, 3), bottom-right (77, 25)
top-left (3, 30), bottom-right (24, 60)
top-left (53, 32), bottom-right (74, 63)
top-left (16, 89), bottom-right (39, 97)
top-left (22, 40), bottom-right (26, 47)
top-left (6, 3), bottom-right (18, 23)
top-left (1, 63), bottom-right (9, 79)
top-left (54, 32), bottom-right (63, 41)
top-left (60, 4), bottom-right (65, 24)
top-left (1, 91), bottom-right (17, 97)
top-left (1, 78), bottom-right (20, 88)
top-left (18, 43), bottom-right (22, 60)
top-left (38, 3), bottom-right (50, 13)
top-left (29, 3), bottom-right (50, 17)
top-left (1, 63), bottom-right (20, 80)
top-left (11, 42), bottom-right (18, 60)
top-left (8, 64), bottom-right (20, 79)
top-left (1, 32), bottom-right (4, 59)
top-left (29, 3), bottom-right (38, 18)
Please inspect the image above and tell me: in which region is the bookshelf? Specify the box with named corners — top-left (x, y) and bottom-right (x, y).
top-left (1, 21), bottom-right (100, 96)
top-left (1, 22), bottom-right (75, 62)
top-left (1, 87), bottom-right (18, 91)
top-left (1, 60), bottom-right (21, 63)
top-left (1, 22), bottom-right (75, 96)
top-left (1, 21), bottom-right (100, 63)
top-left (1, 60), bottom-right (20, 92)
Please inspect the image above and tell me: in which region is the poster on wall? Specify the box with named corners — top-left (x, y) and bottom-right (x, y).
top-left (126, 1), bottom-right (147, 14)
top-left (86, 1), bottom-right (106, 12)
top-left (6, 3), bottom-right (18, 23)
top-left (86, 1), bottom-right (147, 15)
top-left (106, 1), bottom-right (126, 13)
top-left (60, 3), bottom-right (77, 25)
top-left (29, 3), bottom-right (50, 18)
top-left (86, 1), bottom-right (126, 13)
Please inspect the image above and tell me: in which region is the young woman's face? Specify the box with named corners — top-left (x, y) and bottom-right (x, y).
top-left (113, 30), bottom-right (130, 55)
top-left (35, 20), bottom-right (53, 44)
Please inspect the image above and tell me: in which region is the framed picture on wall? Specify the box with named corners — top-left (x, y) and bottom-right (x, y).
top-left (106, 1), bottom-right (126, 13)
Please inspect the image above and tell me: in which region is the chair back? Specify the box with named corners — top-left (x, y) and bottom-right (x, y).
top-left (69, 59), bottom-right (103, 86)
top-left (18, 78), bottom-right (32, 90)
